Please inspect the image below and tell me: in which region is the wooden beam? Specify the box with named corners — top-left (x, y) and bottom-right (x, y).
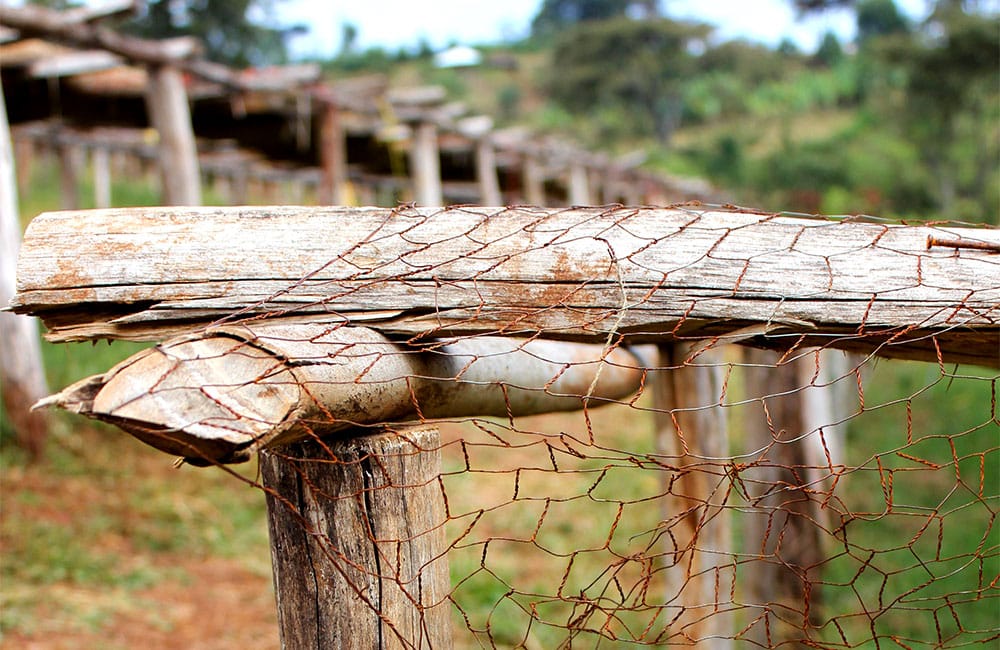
top-left (261, 427), bottom-right (453, 649)
top-left (0, 4), bottom-right (200, 65)
top-left (27, 50), bottom-right (123, 78)
top-left (11, 206), bottom-right (1000, 365)
top-left (145, 64), bottom-right (201, 205)
top-left (34, 323), bottom-right (644, 464)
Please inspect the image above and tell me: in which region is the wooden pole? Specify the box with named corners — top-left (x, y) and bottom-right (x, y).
top-left (652, 343), bottom-right (733, 646)
top-left (92, 146), bottom-right (111, 208)
top-left (145, 64), bottom-right (201, 206)
top-left (739, 349), bottom-right (830, 645)
top-left (522, 153), bottom-right (545, 206)
top-left (567, 161), bottom-right (592, 205)
top-left (57, 141), bottom-right (81, 210)
top-left (0, 77), bottom-right (49, 459)
top-left (318, 101), bottom-right (347, 206)
top-left (474, 138), bottom-right (502, 206)
top-left (409, 122), bottom-right (442, 207)
top-left (260, 426), bottom-right (453, 650)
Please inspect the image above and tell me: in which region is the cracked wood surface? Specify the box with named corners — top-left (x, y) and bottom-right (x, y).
top-left (11, 205), bottom-right (1000, 366)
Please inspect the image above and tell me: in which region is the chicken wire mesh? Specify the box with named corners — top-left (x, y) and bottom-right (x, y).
top-left (14, 204), bottom-right (999, 648)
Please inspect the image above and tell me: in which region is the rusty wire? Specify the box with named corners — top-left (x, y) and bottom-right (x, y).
top-left (34, 204), bottom-right (999, 648)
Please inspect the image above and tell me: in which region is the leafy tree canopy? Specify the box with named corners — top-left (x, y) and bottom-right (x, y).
top-left (531, 0), bottom-right (658, 38)
top-left (123, 0), bottom-right (300, 67)
top-left (545, 16), bottom-right (710, 142)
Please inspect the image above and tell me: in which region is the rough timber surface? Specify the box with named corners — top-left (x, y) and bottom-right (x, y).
top-left (11, 205), bottom-right (1000, 366)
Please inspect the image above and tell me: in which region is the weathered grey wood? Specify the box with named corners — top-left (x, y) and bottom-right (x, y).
top-left (409, 122), bottom-right (442, 207)
top-left (0, 80), bottom-right (49, 459)
top-left (261, 426), bottom-right (452, 650)
top-left (739, 348), bottom-right (831, 646)
top-left (11, 206), bottom-right (1000, 365)
top-left (145, 65), bottom-right (201, 205)
top-left (91, 146), bottom-right (111, 208)
top-left (36, 323), bottom-right (643, 464)
top-left (652, 343), bottom-right (733, 646)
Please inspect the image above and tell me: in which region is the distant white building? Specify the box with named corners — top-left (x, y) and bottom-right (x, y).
top-left (434, 45), bottom-right (482, 68)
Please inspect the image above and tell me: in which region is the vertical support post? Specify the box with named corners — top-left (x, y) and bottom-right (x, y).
top-left (739, 349), bottom-right (829, 645)
top-left (409, 121), bottom-right (442, 207)
top-left (261, 426), bottom-right (453, 650)
top-left (522, 153), bottom-right (545, 206)
top-left (145, 64), bottom-right (201, 206)
top-left (0, 79), bottom-right (49, 460)
top-left (474, 137), bottom-right (502, 206)
top-left (13, 135), bottom-right (32, 195)
top-left (58, 140), bottom-right (81, 210)
top-left (652, 343), bottom-right (733, 647)
top-left (567, 161), bottom-right (592, 205)
top-left (92, 147), bottom-right (111, 208)
top-left (318, 100), bottom-right (348, 206)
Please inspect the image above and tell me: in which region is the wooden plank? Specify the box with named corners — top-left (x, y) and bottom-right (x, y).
top-left (11, 206), bottom-right (1000, 365)
top-left (261, 426), bottom-right (452, 650)
top-left (0, 79), bottom-right (49, 459)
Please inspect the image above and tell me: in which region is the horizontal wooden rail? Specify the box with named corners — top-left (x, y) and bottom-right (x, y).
top-left (10, 205), bottom-right (1000, 365)
top-left (37, 324), bottom-right (643, 464)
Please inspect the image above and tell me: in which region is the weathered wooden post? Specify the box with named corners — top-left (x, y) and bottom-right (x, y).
top-left (0, 79), bottom-right (49, 459)
top-left (145, 63), bottom-right (201, 205)
top-left (57, 137), bottom-right (81, 210)
top-left (567, 159), bottom-right (592, 205)
top-left (459, 116), bottom-right (501, 207)
top-left (318, 99), bottom-right (348, 206)
top-left (92, 146), bottom-right (111, 208)
top-left (409, 121), bottom-right (442, 207)
top-left (652, 343), bottom-right (733, 647)
top-left (522, 152), bottom-right (546, 206)
top-left (261, 426), bottom-right (452, 649)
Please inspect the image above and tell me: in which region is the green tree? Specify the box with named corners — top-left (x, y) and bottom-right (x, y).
top-left (545, 17), bottom-right (710, 143)
top-left (530, 0), bottom-right (658, 38)
top-left (856, 0), bottom-right (909, 43)
top-left (124, 0), bottom-right (299, 66)
top-left (813, 31), bottom-right (844, 65)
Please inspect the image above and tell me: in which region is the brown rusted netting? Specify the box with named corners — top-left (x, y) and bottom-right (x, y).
top-left (21, 205), bottom-right (999, 648)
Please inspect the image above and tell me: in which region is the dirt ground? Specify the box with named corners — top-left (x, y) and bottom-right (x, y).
top-left (2, 558), bottom-right (277, 650)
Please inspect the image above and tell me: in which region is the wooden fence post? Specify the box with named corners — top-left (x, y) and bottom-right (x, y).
top-left (57, 140), bottom-right (81, 210)
top-left (409, 121), bottom-right (442, 207)
top-left (318, 101), bottom-right (348, 206)
top-left (92, 146), bottom-right (111, 208)
top-left (653, 343), bottom-right (733, 647)
top-left (522, 153), bottom-right (545, 206)
top-left (260, 426), bottom-right (453, 650)
top-left (145, 64), bottom-right (201, 206)
top-left (568, 160), bottom-right (592, 205)
top-left (0, 79), bottom-right (49, 459)
top-left (474, 137), bottom-right (502, 206)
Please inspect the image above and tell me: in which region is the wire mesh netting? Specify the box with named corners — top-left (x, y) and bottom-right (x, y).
top-left (16, 205), bottom-right (999, 648)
